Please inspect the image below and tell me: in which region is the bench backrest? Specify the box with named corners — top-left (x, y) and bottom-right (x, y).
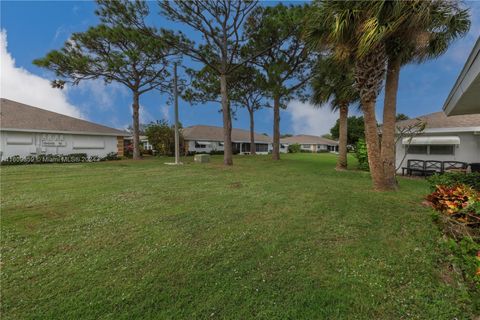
top-left (425, 160), bottom-right (442, 172)
top-left (443, 161), bottom-right (468, 170)
top-left (407, 159), bottom-right (425, 169)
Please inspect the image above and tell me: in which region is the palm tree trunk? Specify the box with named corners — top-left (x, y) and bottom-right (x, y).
top-left (272, 95), bottom-right (281, 160)
top-left (132, 91), bottom-right (141, 160)
top-left (336, 103), bottom-right (348, 170)
top-left (381, 57), bottom-right (401, 190)
top-left (220, 73), bottom-right (233, 165)
top-left (355, 44), bottom-right (388, 191)
top-left (362, 100), bottom-right (386, 191)
top-left (249, 108), bottom-right (256, 155)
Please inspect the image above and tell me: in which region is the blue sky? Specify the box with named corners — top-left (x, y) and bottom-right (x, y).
top-left (1, 1), bottom-right (479, 136)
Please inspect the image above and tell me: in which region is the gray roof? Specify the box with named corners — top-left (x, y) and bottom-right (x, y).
top-left (0, 98), bottom-right (128, 136)
top-left (396, 112), bottom-right (480, 130)
top-left (182, 125), bottom-right (272, 143)
top-left (280, 134), bottom-right (338, 145)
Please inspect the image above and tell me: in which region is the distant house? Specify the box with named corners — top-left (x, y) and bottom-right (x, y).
top-left (0, 99), bottom-right (129, 160)
top-left (124, 135), bottom-right (154, 153)
top-left (182, 125), bottom-right (284, 155)
top-left (280, 135), bottom-right (339, 153)
top-left (395, 112), bottom-right (480, 172)
top-left (443, 37), bottom-right (479, 116)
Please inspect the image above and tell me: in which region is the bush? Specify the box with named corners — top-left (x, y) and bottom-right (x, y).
top-left (426, 184), bottom-right (478, 219)
top-left (288, 143), bottom-right (301, 153)
top-left (442, 237), bottom-right (480, 288)
top-left (124, 144), bottom-right (144, 158)
top-left (354, 139), bottom-right (369, 171)
top-left (144, 120), bottom-right (184, 156)
top-left (427, 172), bottom-right (480, 191)
top-left (426, 184), bottom-right (480, 289)
top-left (103, 152), bottom-right (120, 161)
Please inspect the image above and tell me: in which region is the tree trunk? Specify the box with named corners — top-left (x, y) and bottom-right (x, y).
top-left (249, 108), bottom-right (256, 155)
top-left (381, 57), bottom-right (401, 191)
top-left (132, 91), bottom-right (141, 160)
top-left (272, 95), bottom-right (281, 160)
top-left (362, 100), bottom-right (386, 191)
top-left (354, 44), bottom-right (388, 191)
top-left (336, 103), bottom-right (348, 170)
top-left (220, 73), bottom-right (233, 166)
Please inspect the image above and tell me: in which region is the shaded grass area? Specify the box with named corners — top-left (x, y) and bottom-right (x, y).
top-left (1, 154), bottom-right (476, 319)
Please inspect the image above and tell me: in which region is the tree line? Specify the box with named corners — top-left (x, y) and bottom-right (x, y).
top-left (34, 0), bottom-right (470, 191)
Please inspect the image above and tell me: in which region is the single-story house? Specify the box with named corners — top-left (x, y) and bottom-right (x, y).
top-left (182, 125), bottom-right (285, 155)
top-left (395, 112), bottom-right (480, 172)
top-left (124, 135), bottom-right (154, 152)
top-left (443, 37), bottom-right (479, 116)
top-left (280, 135), bottom-right (339, 153)
top-left (0, 98), bottom-right (129, 160)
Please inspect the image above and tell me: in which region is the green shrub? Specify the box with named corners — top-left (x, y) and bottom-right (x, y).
top-left (442, 237), bottom-right (480, 289)
top-left (288, 143), bottom-right (301, 153)
top-left (355, 139), bottom-right (369, 171)
top-left (426, 183), bottom-right (480, 292)
top-left (427, 172), bottom-right (480, 191)
top-left (103, 152), bottom-right (120, 161)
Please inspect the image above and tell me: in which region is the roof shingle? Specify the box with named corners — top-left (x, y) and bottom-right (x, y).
top-left (396, 112), bottom-right (480, 130)
top-left (0, 98), bottom-right (128, 136)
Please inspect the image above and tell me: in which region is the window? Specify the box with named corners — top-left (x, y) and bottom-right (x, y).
top-left (256, 144), bottom-right (268, 152)
top-left (406, 145), bottom-right (427, 154)
top-left (429, 145), bottom-right (454, 155)
top-left (195, 141), bottom-right (205, 148)
top-left (218, 142), bottom-right (224, 146)
top-left (302, 144), bottom-right (311, 149)
top-left (406, 145), bottom-right (455, 155)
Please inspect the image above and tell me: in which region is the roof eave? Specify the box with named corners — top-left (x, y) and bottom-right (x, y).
top-left (0, 127), bottom-right (130, 136)
top-left (443, 37), bottom-right (480, 116)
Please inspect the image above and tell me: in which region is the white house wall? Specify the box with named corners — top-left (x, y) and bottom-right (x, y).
top-left (395, 131), bottom-right (480, 172)
top-left (186, 140), bottom-right (285, 154)
top-left (0, 131), bottom-right (118, 160)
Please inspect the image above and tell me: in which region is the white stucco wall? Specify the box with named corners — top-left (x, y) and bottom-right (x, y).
top-left (186, 140), bottom-right (282, 155)
top-left (0, 131), bottom-right (119, 160)
top-left (395, 131), bottom-right (480, 172)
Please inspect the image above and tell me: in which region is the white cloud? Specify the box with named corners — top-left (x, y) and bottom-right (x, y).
top-left (127, 104), bottom-right (155, 125)
top-left (139, 105), bottom-right (154, 124)
top-left (77, 80), bottom-right (127, 111)
top-left (286, 100), bottom-right (339, 136)
top-left (0, 29), bottom-right (81, 118)
top-left (160, 105), bottom-right (170, 121)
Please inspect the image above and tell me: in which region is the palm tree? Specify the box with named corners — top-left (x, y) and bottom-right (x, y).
top-left (310, 57), bottom-right (359, 170)
top-left (379, 0), bottom-right (470, 189)
top-left (305, 1), bottom-right (395, 190)
top-left (305, 0), bottom-right (470, 191)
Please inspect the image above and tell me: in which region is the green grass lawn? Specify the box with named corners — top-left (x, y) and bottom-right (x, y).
top-left (1, 153), bottom-right (476, 319)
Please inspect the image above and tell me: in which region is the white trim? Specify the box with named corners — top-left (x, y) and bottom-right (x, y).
top-left (402, 136), bottom-right (460, 145)
top-left (0, 128), bottom-right (129, 137)
top-left (443, 37), bottom-right (480, 115)
top-left (396, 126), bottom-right (480, 134)
top-left (196, 141), bottom-right (212, 146)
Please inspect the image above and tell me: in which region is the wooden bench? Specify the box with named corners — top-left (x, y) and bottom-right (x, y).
top-left (402, 160), bottom-right (468, 176)
top-left (402, 159), bottom-right (425, 176)
top-left (443, 161), bottom-right (468, 174)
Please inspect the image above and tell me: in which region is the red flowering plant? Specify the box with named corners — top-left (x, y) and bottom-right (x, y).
top-left (426, 184), bottom-right (480, 226)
